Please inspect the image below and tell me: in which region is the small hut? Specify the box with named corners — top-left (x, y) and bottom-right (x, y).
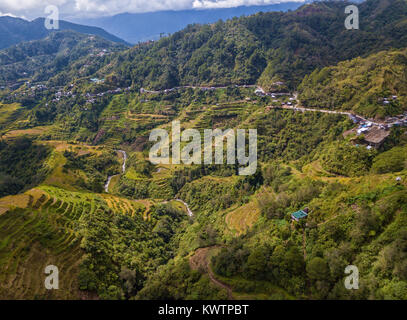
top-left (291, 208), bottom-right (309, 222)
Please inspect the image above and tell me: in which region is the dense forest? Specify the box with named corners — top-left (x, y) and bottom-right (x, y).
top-left (0, 137), bottom-right (50, 197)
top-left (92, 0), bottom-right (407, 90)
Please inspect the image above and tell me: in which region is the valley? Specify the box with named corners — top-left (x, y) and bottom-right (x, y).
top-left (105, 150), bottom-right (127, 193)
top-left (0, 0), bottom-right (406, 301)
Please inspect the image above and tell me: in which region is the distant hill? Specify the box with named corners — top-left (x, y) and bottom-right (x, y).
top-left (71, 2), bottom-right (305, 44)
top-left (0, 16), bottom-right (129, 50)
top-left (0, 30), bottom-right (127, 86)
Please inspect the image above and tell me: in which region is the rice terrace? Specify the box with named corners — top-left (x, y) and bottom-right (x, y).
top-left (0, 0), bottom-right (407, 309)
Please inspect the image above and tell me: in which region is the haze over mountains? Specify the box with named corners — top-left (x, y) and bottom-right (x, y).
top-left (71, 2), bottom-right (305, 44)
top-left (0, 16), bottom-right (129, 50)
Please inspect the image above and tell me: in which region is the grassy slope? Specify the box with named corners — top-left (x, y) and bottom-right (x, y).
top-left (298, 49), bottom-right (407, 118)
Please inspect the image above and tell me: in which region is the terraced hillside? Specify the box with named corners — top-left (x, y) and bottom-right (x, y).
top-left (0, 0), bottom-right (407, 301)
top-left (0, 186), bottom-right (152, 299)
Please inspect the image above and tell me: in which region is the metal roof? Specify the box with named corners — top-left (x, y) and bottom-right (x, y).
top-left (292, 210), bottom-right (308, 219)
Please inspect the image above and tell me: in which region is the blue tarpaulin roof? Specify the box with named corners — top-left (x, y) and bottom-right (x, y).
top-left (292, 210), bottom-right (308, 219)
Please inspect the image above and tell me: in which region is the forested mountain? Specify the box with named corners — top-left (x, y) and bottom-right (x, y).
top-left (93, 0), bottom-right (407, 90)
top-left (0, 30), bottom-right (127, 86)
top-left (0, 0), bottom-right (406, 301)
top-left (72, 2), bottom-right (305, 44)
top-left (298, 48), bottom-right (407, 118)
top-left (3, 0), bottom-right (406, 93)
top-left (0, 16), bottom-right (128, 50)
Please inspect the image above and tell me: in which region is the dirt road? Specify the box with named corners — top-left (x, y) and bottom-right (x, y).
top-left (189, 246), bottom-right (234, 300)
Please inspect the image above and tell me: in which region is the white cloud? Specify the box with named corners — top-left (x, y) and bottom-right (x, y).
top-left (0, 0), bottom-right (304, 19)
top-left (193, 0), bottom-right (303, 9)
top-left (74, 0), bottom-right (197, 15)
top-left (0, 11), bottom-right (17, 17)
top-left (0, 0), bottom-right (67, 11)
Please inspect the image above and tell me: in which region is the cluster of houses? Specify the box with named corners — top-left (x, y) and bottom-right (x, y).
top-left (95, 49), bottom-right (109, 57)
top-left (8, 84), bottom-right (48, 99)
top-left (139, 84), bottom-right (259, 95)
top-left (29, 84), bottom-right (47, 91)
top-left (347, 111), bottom-right (407, 148)
top-left (17, 78), bottom-right (134, 105)
top-left (383, 112), bottom-right (407, 127)
top-left (254, 86), bottom-right (293, 103)
top-left (53, 90), bottom-right (75, 102)
top-left (140, 85), bottom-right (240, 95)
top-left (84, 87), bottom-right (131, 104)
top-left (86, 44), bottom-right (110, 57)
top-left (50, 84), bottom-right (132, 104)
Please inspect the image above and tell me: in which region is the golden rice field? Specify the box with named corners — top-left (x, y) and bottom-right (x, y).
top-left (225, 201), bottom-right (260, 235)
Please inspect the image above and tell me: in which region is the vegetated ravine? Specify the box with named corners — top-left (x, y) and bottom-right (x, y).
top-left (104, 150), bottom-right (127, 193)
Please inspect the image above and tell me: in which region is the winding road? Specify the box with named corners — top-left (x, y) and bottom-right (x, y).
top-left (271, 104), bottom-right (407, 127)
top-left (189, 246), bottom-right (233, 299)
top-left (104, 150), bottom-right (127, 193)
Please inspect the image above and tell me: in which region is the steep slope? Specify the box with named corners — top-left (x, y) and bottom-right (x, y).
top-left (0, 0), bottom-right (406, 301)
top-left (94, 0), bottom-right (407, 90)
top-left (72, 2), bottom-right (304, 44)
top-left (298, 48), bottom-right (407, 118)
top-left (0, 30), bottom-right (127, 86)
top-left (0, 185), bottom-right (152, 299)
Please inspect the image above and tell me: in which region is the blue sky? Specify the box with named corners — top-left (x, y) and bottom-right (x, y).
top-left (0, 0), bottom-right (305, 20)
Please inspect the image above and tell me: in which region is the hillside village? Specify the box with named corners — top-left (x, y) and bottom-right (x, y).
top-left (263, 88), bottom-right (407, 149)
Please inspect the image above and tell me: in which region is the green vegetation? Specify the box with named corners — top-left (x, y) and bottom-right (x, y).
top-left (0, 0), bottom-right (407, 300)
top-left (298, 49), bottom-right (407, 118)
top-left (78, 203), bottom-right (187, 299)
top-left (136, 258), bottom-right (226, 300)
top-left (98, 0), bottom-right (407, 91)
top-left (63, 150), bottom-right (120, 192)
top-left (0, 30), bottom-right (125, 86)
top-left (320, 140), bottom-right (376, 177)
top-left (371, 146), bottom-right (407, 174)
top-left (0, 137), bottom-right (50, 197)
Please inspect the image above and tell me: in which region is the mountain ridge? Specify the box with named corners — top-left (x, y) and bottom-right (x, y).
top-left (88, 0), bottom-right (407, 91)
top-left (71, 2), bottom-right (306, 44)
top-left (0, 16), bottom-right (129, 50)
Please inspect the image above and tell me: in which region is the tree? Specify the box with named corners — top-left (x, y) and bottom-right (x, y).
top-left (306, 257), bottom-right (329, 281)
top-left (245, 246), bottom-right (270, 280)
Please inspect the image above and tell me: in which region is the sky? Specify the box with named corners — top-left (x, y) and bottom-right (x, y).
top-left (0, 0), bottom-right (306, 20)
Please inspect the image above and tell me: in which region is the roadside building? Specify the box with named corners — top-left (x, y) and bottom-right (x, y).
top-left (363, 126), bottom-right (390, 148)
top-left (254, 88), bottom-right (265, 96)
